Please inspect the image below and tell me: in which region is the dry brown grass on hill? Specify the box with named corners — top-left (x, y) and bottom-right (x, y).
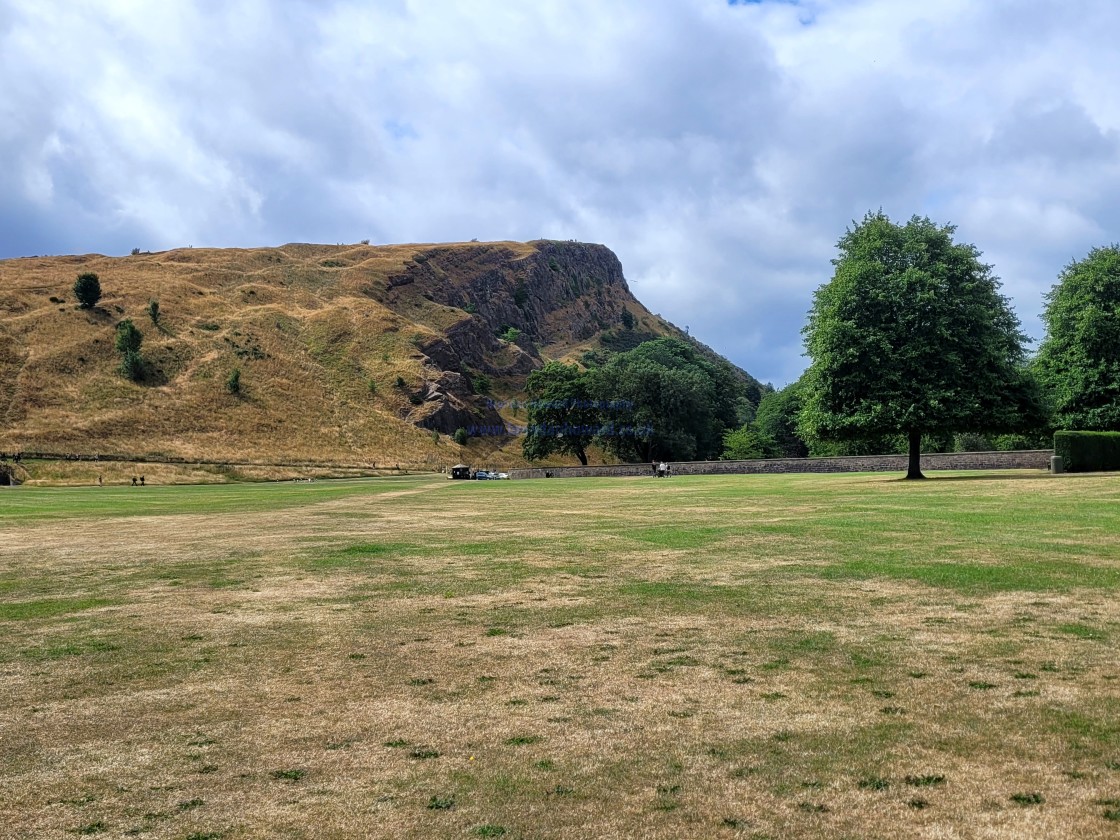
top-left (0, 241), bottom-right (595, 472)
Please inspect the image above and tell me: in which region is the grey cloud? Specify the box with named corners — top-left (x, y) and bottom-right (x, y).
top-left (3, 0), bottom-right (1120, 385)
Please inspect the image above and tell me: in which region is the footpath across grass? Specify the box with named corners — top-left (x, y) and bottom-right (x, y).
top-left (1, 471), bottom-right (1119, 838)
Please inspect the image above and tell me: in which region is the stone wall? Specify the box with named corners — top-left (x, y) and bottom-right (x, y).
top-left (509, 450), bottom-right (1054, 480)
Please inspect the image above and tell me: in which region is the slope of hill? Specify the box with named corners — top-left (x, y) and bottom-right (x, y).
top-left (0, 240), bottom-right (763, 470)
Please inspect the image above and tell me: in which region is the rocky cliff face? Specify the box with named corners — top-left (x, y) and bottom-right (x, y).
top-left (379, 241), bottom-right (648, 433)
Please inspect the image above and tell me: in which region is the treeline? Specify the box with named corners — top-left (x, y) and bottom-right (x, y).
top-left (522, 338), bottom-right (758, 464)
top-left (723, 215), bottom-right (1120, 478)
top-left (524, 213), bottom-right (1120, 476)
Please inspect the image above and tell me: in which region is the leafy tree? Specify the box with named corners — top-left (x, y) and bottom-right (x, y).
top-left (74, 272), bottom-right (101, 309)
top-left (592, 338), bottom-right (744, 462)
top-left (454, 427), bottom-right (469, 446)
top-left (753, 380), bottom-right (809, 458)
top-left (523, 362), bottom-right (599, 466)
top-left (1034, 245), bottom-right (1120, 430)
top-left (721, 425), bottom-right (770, 460)
top-left (800, 211), bottom-right (1045, 479)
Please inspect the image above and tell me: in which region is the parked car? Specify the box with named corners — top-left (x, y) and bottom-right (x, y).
top-left (474, 470), bottom-right (492, 480)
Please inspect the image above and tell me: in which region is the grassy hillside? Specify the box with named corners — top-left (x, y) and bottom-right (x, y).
top-left (0, 241), bottom-right (759, 472)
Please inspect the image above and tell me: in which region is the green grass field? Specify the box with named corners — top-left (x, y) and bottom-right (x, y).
top-left (2, 471), bottom-right (1119, 838)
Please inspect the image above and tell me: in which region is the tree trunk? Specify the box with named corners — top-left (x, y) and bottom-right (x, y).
top-left (906, 429), bottom-right (925, 480)
top-left (576, 448), bottom-right (588, 466)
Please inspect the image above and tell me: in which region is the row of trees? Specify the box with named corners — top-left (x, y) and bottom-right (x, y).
top-left (523, 212), bottom-right (1119, 478)
top-left (723, 213), bottom-right (1120, 478)
top-left (522, 338), bottom-right (752, 464)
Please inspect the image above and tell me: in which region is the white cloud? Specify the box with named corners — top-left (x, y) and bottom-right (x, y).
top-left (2, 0), bottom-right (1119, 384)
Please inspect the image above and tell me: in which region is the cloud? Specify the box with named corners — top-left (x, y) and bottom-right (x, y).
top-left (2, 0), bottom-right (1119, 384)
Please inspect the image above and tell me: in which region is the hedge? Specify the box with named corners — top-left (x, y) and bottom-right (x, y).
top-left (1053, 430), bottom-right (1120, 472)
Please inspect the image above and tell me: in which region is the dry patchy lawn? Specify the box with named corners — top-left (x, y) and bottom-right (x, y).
top-left (1, 471), bottom-right (1119, 839)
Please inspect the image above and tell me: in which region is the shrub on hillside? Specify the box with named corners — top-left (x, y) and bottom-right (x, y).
top-left (1054, 431), bottom-right (1120, 472)
top-left (114, 319), bottom-right (143, 355)
top-left (74, 273), bottom-right (101, 309)
top-left (119, 349), bottom-right (144, 381)
top-left (454, 428), bottom-right (469, 446)
top-left (226, 368), bottom-right (241, 395)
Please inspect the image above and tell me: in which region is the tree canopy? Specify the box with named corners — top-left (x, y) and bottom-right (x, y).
top-left (800, 211), bottom-right (1044, 478)
top-left (592, 338), bottom-right (745, 463)
top-left (1034, 245), bottom-right (1120, 431)
top-left (521, 338), bottom-right (752, 465)
top-left (522, 361), bottom-right (600, 466)
top-left (753, 379), bottom-right (809, 458)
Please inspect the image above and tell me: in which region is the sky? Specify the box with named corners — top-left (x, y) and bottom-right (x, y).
top-left (3, 0), bottom-right (1119, 386)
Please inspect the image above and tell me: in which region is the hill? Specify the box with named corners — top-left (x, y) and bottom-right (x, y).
top-left (0, 240), bottom-right (764, 472)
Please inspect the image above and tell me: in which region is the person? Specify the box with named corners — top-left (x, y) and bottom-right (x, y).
top-left (657, 461), bottom-right (666, 478)
top-left (140, 475), bottom-right (145, 486)
top-left (97, 474), bottom-right (103, 487)
top-left (131, 476), bottom-right (137, 486)
top-left (666, 463), bottom-right (672, 478)
top-left (651, 461), bottom-right (657, 476)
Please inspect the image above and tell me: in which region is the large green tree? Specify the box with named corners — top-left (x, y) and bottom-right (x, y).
top-left (1034, 245), bottom-right (1120, 430)
top-left (800, 212), bottom-right (1044, 479)
top-left (593, 338), bottom-right (743, 462)
top-left (522, 361), bottom-right (600, 465)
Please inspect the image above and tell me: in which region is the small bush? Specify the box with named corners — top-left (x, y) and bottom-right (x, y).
top-left (395, 376), bottom-right (407, 389)
top-left (147, 299), bottom-right (160, 324)
top-left (499, 327), bottom-right (521, 343)
top-left (472, 372), bottom-right (492, 394)
top-left (131, 247), bottom-right (141, 256)
top-left (115, 319), bottom-right (143, 354)
top-left (119, 349), bottom-right (144, 381)
top-left (620, 309), bottom-right (635, 329)
top-left (226, 369), bottom-right (241, 395)
top-left (408, 393), bottom-right (423, 405)
top-left (954, 432), bottom-right (991, 452)
top-left (992, 433), bottom-right (1041, 451)
top-left (74, 272), bottom-right (101, 309)
top-left (270, 768), bottom-right (306, 781)
top-left (1054, 431), bottom-right (1120, 472)
top-left (454, 428), bottom-right (469, 446)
